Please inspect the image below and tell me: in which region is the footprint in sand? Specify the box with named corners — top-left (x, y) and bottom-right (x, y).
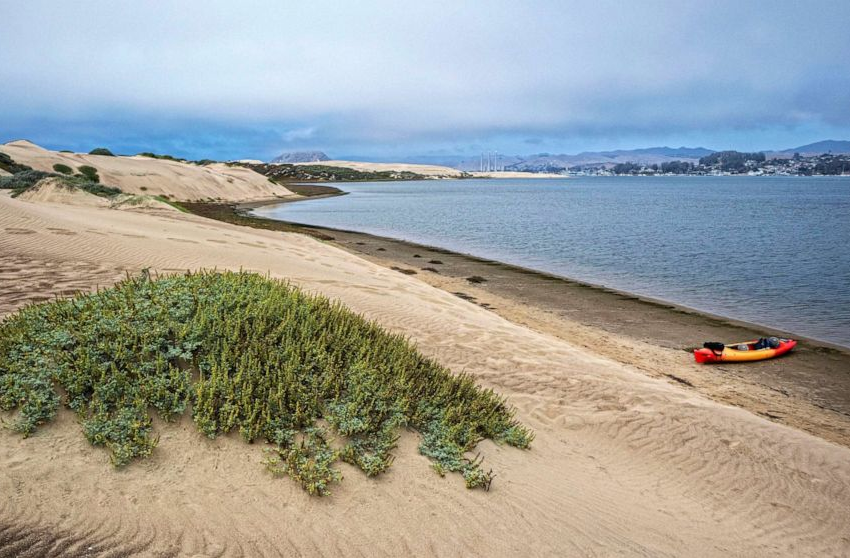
top-left (167, 237), bottom-right (199, 244)
top-left (4, 228), bottom-right (36, 235)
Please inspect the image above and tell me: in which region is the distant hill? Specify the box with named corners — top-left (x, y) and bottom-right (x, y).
top-left (421, 146), bottom-right (714, 172)
top-left (779, 140), bottom-right (850, 155)
top-left (595, 146), bottom-right (715, 159)
top-left (271, 151), bottom-right (330, 164)
top-left (502, 147), bottom-right (715, 172)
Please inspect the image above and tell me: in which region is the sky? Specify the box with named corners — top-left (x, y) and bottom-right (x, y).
top-left (1, 0), bottom-right (849, 161)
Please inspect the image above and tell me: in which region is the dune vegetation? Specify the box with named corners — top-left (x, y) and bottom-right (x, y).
top-left (0, 271), bottom-right (532, 495)
top-left (0, 169), bottom-right (121, 199)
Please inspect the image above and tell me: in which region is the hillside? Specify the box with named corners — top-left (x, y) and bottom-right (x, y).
top-left (436, 146), bottom-right (714, 172)
top-left (271, 151), bottom-right (330, 163)
top-left (0, 140), bottom-right (293, 202)
top-left (780, 140), bottom-right (850, 155)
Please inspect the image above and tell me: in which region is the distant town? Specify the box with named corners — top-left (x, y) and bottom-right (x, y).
top-left (570, 151), bottom-right (850, 177)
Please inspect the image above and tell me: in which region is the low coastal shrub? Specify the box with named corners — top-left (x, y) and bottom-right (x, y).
top-left (138, 152), bottom-right (187, 163)
top-left (0, 170), bottom-right (120, 198)
top-left (0, 169), bottom-right (54, 194)
top-left (52, 163), bottom-right (73, 175)
top-left (0, 271), bottom-right (532, 495)
top-left (0, 152), bottom-right (32, 174)
top-left (88, 148), bottom-right (115, 156)
top-left (77, 165), bottom-right (100, 183)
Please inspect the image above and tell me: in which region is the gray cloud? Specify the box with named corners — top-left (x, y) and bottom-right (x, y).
top-left (1, 0), bottom-right (849, 158)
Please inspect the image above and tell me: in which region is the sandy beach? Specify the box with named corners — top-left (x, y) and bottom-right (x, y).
top-left (279, 221), bottom-right (850, 447)
top-left (1, 146), bottom-right (850, 557)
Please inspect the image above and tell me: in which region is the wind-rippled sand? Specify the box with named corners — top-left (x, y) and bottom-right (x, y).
top-left (2, 189), bottom-right (850, 557)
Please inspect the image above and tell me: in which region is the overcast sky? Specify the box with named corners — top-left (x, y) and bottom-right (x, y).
top-left (2, 0), bottom-right (849, 160)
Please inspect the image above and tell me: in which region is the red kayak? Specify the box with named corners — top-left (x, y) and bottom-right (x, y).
top-left (694, 337), bottom-right (796, 364)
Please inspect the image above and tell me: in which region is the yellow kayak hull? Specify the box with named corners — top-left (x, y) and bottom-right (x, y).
top-left (694, 339), bottom-right (797, 363)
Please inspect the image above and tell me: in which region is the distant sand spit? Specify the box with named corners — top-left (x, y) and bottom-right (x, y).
top-left (0, 140), bottom-right (293, 202)
top-left (294, 159), bottom-right (466, 177)
top-left (468, 170), bottom-right (563, 178)
top-left (293, 160), bottom-right (562, 179)
top-left (1, 191), bottom-right (850, 556)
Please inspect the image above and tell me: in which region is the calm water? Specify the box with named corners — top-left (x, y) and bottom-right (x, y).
top-left (255, 177), bottom-right (850, 347)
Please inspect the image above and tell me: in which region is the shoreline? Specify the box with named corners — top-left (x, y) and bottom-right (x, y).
top-left (234, 196), bottom-right (850, 446)
top-left (247, 197), bottom-right (849, 353)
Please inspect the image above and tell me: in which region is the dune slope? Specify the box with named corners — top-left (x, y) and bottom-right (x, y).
top-left (1, 191), bottom-right (849, 557)
top-left (0, 140), bottom-right (293, 202)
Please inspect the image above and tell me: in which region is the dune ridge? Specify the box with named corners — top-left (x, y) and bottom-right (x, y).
top-left (0, 140), bottom-right (294, 202)
top-left (1, 190), bottom-right (850, 556)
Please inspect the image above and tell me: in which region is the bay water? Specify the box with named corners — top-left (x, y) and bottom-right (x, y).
top-left (254, 177), bottom-right (850, 347)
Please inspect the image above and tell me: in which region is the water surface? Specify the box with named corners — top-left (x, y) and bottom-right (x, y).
top-left (255, 177), bottom-right (850, 347)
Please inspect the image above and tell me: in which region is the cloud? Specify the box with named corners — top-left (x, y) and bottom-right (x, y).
top-left (1, 0), bottom-right (849, 158)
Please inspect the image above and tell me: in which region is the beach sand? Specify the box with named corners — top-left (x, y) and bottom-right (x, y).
top-left (2, 188), bottom-right (850, 556)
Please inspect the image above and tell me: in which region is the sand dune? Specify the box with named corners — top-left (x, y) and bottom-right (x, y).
top-left (16, 178), bottom-right (112, 207)
top-left (0, 140), bottom-right (293, 201)
top-left (17, 178), bottom-right (182, 215)
top-left (2, 190), bottom-right (850, 556)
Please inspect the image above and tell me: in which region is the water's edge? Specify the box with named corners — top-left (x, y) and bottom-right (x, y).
top-left (249, 197), bottom-right (850, 352)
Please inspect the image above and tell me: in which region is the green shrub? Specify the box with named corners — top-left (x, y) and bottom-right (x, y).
top-left (0, 169), bottom-right (54, 195)
top-left (0, 152), bottom-right (32, 174)
top-left (0, 271), bottom-right (532, 495)
top-left (88, 147), bottom-right (115, 156)
top-left (137, 152), bottom-right (186, 163)
top-left (72, 179), bottom-right (121, 198)
top-left (0, 170), bottom-right (120, 198)
top-left (52, 163), bottom-right (73, 175)
top-left (77, 165), bottom-right (99, 182)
